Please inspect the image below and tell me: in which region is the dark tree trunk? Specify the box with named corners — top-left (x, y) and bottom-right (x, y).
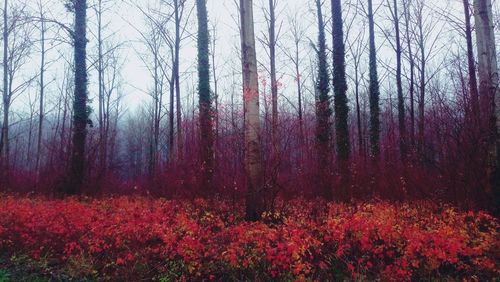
top-left (403, 0), bottom-right (416, 149)
top-left (197, 0), bottom-right (214, 191)
top-left (315, 0), bottom-right (333, 200)
top-left (268, 0), bottom-right (278, 146)
top-left (68, 0), bottom-right (88, 195)
top-left (393, 0), bottom-right (406, 160)
top-left (1, 0), bottom-right (9, 176)
top-left (368, 0), bottom-right (380, 158)
top-left (174, 0), bottom-right (182, 160)
top-left (331, 0), bottom-right (350, 199)
top-left (463, 0), bottom-right (480, 121)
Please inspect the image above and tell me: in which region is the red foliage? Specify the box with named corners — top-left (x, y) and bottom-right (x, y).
top-left (0, 196), bottom-right (498, 280)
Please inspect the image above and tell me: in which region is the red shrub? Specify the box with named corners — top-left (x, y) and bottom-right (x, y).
top-left (0, 196), bottom-right (498, 280)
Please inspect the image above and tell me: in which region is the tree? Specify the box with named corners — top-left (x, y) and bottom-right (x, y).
top-left (367, 0), bottom-right (380, 158)
top-left (345, 0), bottom-right (367, 156)
top-left (2, 0), bottom-right (8, 174)
top-left (331, 0), bottom-right (350, 197)
top-left (315, 0), bottom-right (333, 200)
top-left (463, 0), bottom-right (479, 121)
top-left (388, 0), bottom-right (407, 160)
top-left (240, 0), bottom-right (263, 221)
top-left (1, 0), bottom-right (33, 179)
top-left (35, 0), bottom-right (47, 185)
top-left (67, 0), bottom-right (89, 195)
top-left (473, 0), bottom-right (499, 210)
top-left (173, 0), bottom-right (183, 160)
top-left (280, 9), bottom-right (307, 144)
top-left (402, 0), bottom-right (416, 148)
top-left (197, 0), bottom-right (214, 191)
top-left (261, 0), bottom-right (280, 145)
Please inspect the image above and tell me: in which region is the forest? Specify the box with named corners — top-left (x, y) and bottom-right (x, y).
top-left (0, 0), bottom-right (499, 280)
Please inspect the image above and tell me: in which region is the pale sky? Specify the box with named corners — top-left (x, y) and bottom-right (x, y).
top-left (5, 0), bottom-right (500, 123)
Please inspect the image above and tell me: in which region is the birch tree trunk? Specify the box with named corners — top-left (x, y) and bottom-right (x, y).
top-left (240, 0), bottom-right (263, 221)
top-left (473, 0), bottom-right (499, 207)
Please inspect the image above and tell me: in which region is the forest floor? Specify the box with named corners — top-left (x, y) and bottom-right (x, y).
top-left (0, 196), bottom-right (498, 281)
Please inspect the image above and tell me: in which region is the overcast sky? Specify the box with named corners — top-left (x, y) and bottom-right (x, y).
top-left (5, 0), bottom-right (500, 122)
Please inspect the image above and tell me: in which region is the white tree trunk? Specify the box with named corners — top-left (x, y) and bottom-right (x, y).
top-left (474, 0), bottom-right (499, 196)
top-left (240, 0), bottom-right (263, 221)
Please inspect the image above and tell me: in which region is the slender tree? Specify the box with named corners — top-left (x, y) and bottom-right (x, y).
top-left (265, 0), bottom-right (279, 144)
top-left (415, 0), bottom-right (426, 154)
top-left (174, 0), bottom-right (183, 160)
top-left (473, 0), bottom-right (499, 210)
top-left (197, 0), bottom-right (214, 191)
top-left (402, 0), bottom-right (416, 148)
top-left (390, 0), bottom-right (406, 160)
top-left (282, 10), bottom-right (306, 144)
top-left (35, 0), bottom-right (47, 184)
top-left (315, 0), bottom-right (333, 200)
top-left (240, 0), bottom-right (264, 221)
top-left (368, 0), bottom-right (380, 157)
top-left (463, 0), bottom-right (479, 120)
top-left (67, 0), bottom-right (89, 195)
top-left (331, 0), bottom-right (350, 197)
top-left (1, 0), bottom-right (33, 179)
top-left (2, 0), bottom-right (8, 175)
top-left (345, 0), bottom-right (367, 156)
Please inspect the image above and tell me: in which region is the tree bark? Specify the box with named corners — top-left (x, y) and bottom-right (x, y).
top-left (403, 0), bottom-right (415, 149)
top-left (197, 0), bottom-right (214, 191)
top-left (463, 0), bottom-right (480, 120)
top-left (68, 0), bottom-right (88, 195)
top-left (473, 0), bottom-right (499, 207)
top-left (2, 0), bottom-right (9, 175)
top-left (331, 0), bottom-right (350, 199)
top-left (174, 0), bottom-right (183, 160)
top-left (268, 0), bottom-right (278, 146)
top-left (393, 0), bottom-right (407, 160)
top-left (315, 0), bottom-right (333, 200)
top-left (368, 0), bottom-right (380, 158)
top-left (36, 2), bottom-right (46, 186)
top-left (240, 0), bottom-right (264, 221)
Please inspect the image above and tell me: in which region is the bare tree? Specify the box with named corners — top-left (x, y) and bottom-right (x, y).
top-left (382, 0), bottom-right (407, 159)
top-left (463, 0), bottom-right (479, 121)
top-left (280, 9), bottom-right (308, 144)
top-left (240, 0), bottom-right (263, 221)
top-left (1, 0), bottom-right (33, 178)
top-left (473, 0), bottom-right (499, 208)
top-left (259, 0), bottom-right (281, 145)
top-left (67, 0), bottom-right (89, 195)
top-left (402, 0), bottom-right (416, 148)
top-left (345, 0), bottom-right (367, 156)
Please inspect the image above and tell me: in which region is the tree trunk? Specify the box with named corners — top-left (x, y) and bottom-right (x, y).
top-left (403, 0), bottom-right (415, 149)
top-left (240, 0), bottom-right (264, 221)
top-left (2, 0), bottom-right (9, 176)
top-left (294, 41), bottom-right (304, 144)
top-left (36, 6), bottom-right (46, 186)
top-left (417, 3), bottom-right (425, 156)
top-left (174, 0), bottom-right (183, 160)
top-left (463, 0), bottom-right (480, 120)
top-left (473, 0), bottom-right (499, 208)
top-left (197, 0), bottom-right (214, 191)
top-left (368, 0), bottom-right (380, 158)
top-left (315, 0), bottom-right (333, 200)
top-left (268, 0), bottom-right (278, 147)
top-left (97, 0), bottom-right (106, 178)
top-left (331, 0), bottom-right (350, 199)
top-left (68, 0), bottom-right (88, 195)
top-left (394, 0), bottom-right (407, 160)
